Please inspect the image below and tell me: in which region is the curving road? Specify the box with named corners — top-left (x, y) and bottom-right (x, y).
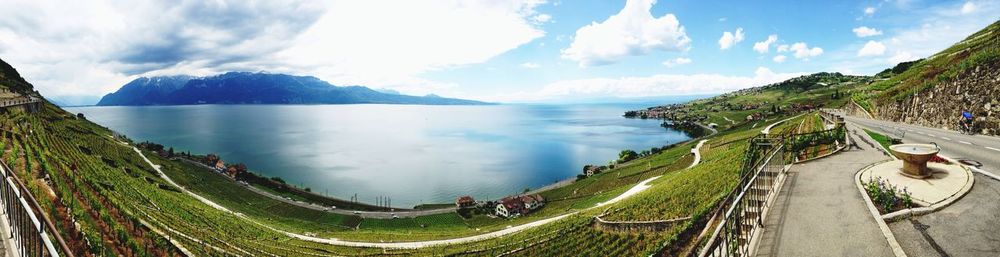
top-left (837, 112), bottom-right (1000, 176)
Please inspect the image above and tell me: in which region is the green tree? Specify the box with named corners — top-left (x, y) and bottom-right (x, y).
top-left (618, 149), bottom-right (638, 163)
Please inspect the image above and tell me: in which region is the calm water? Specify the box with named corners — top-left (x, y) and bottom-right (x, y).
top-left (67, 104), bottom-right (689, 207)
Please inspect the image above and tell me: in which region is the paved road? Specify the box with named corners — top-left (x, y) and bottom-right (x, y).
top-left (839, 113), bottom-right (1000, 175)
top-left (888, 172), bottom-right (1000, 257)
top-left (755, 123), bottom-right (894, 257)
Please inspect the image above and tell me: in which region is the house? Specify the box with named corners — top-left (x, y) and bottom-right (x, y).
top-left (495, 194), bottom-right (546, 218)
top-left (583, 165), bottom-right (601, 177)
top-left (213, 159), bottom-right (226, 172)
top-left (520, 194), bottom-right (545, 210)
top-left (495, 197), bottom-right (524, 218)
top-left (455, 196), bottom-right (476, 209)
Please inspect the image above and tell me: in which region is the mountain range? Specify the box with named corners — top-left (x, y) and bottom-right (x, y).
top-left (96, 72), bottom-right (490, 106)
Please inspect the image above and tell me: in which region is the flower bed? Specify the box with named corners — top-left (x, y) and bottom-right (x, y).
top-left (863, 176), bottom-right (914, 214)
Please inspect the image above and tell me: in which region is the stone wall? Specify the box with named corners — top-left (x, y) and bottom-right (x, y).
top-left (873, 61), bottom-right (1000, 136)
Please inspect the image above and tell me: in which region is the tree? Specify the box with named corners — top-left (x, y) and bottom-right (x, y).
top-left (618, 150), bottom-right (638, 163)
top-left (167, 147), bottom-right (174, 157)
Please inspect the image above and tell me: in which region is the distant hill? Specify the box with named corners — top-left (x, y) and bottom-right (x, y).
top-left (97, 72), bottom-right (490, 106)
top-left (850, 20), bottom-right (1000, 135)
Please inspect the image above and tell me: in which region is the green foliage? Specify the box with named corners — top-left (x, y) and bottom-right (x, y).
top-left (864, 176), bottom-right (913, 214)
top-left (618, 149), bottom-right (638, 163)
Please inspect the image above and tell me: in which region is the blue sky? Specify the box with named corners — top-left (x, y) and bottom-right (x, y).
top-left (0, 0), bottom-right (997, 104)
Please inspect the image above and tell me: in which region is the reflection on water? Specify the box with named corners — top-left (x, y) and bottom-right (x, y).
top-left (68, 104), bottom-right (690, 206)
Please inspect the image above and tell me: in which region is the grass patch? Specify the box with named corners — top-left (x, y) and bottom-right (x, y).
top-left (863, 128), bottom-right (893, 152)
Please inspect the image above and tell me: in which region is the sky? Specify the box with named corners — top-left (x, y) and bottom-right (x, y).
top-left (0, 0), bottom-right (997, 105)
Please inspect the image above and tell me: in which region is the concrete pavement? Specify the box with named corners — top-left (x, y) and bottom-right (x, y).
top-left (887, 172), bottom-right (1000, 257)
top-left (754, 123), bottom-right (894, 257)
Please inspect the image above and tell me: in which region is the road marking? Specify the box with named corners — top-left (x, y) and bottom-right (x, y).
top-left (907, 129), bottom-right (914, 132)
top-left (986, 146), bottom-right (1000, 152)
top-left (940, 137), bottom-right (951, 141)
top-left (959, 141), bottom-right (972, 145)
top-left (927, 134), bottom-right (936, 138)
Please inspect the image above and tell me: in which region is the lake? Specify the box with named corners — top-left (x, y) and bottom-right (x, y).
top-left (67, 104), bottom-right (690, 207)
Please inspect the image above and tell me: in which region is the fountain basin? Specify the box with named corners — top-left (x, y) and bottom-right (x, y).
top-left (888, 143), bottom-right (940, 178)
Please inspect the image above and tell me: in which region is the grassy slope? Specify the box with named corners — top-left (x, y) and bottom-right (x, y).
top-left (2, 103), bottom-right (394, 256)
top-left (854, 20), bottom-right (1000, 113)
top-left (681, 73), bottom-right (866, 131)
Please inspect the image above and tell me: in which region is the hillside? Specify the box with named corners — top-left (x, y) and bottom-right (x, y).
top-left (850, 19), bottom-right (1000, 135)
top-left (97, 72), bottom-right (490, 106)
top-left (626, 72), bottom-right (871, 131)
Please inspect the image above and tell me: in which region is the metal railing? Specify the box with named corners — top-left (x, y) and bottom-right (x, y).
top-left (0, 160), bottom-right (72, 257)
top-left (698, 136), bottom-right (786, 257)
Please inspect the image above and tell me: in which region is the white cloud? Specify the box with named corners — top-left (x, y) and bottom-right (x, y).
top-left (857, 41), bottom-right (887, 56)
top-left (773, 55), bottom-right (787, 63)
top-left (961, 2), bottom-right (976, 14)
top-left (280, 1), bottom-right (548, 95)
top-left (852, 26), bottom-right (883, 37)
top-left (494, 67), bottom-right (806, 102)
top-left (776, 44), bottom-right (789, 53)
top-left (662, 57), bottom-right (692, 67)
top-left (888, 51), bottom-right (916, 64)
top-left (864, 7), bottom-right (877, 15)
top-left (0, 0), bottom-right (550, 100)
top-left (718, 27), bottom-right (745, 50)
top-left (532, 14), bottom-right (552, 23)
top-left (790, 42), bottom-right (823, 59)
top-left (561, 0), bottom-right (690, 66)
top-left (828, 0), bottom-right (1000, 74)
top-left (520, 62), bottom-right (541, 68)
top-left (753, 34), bottom-right (778, 53)
top-left (0, 0), bottom-right (326, 99)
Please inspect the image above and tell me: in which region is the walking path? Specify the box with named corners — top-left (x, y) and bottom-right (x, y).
top-left (761, 114), bottom-right (804, 135)
top-left (754, 123), bottom-right (894, 256)
top-left (134, 137), bottom-right (712, 248)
